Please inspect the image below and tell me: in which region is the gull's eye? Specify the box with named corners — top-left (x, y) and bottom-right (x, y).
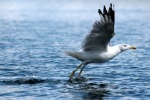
top-left (123, 45), bottom-right (127, 47)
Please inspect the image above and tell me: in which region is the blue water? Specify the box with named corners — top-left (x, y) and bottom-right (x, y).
top-left (0, 0), bottom-right (150, 100)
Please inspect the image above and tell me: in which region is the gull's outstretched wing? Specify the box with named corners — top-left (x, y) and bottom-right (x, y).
top-left (82, 3), bottom-right (115, 51)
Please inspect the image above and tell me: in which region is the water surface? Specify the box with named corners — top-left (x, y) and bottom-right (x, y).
top-left (0, 0), bottom-right (150, 100)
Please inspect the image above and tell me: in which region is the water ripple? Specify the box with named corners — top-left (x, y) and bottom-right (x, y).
top-left (0, 0), bottom-right (150, 99)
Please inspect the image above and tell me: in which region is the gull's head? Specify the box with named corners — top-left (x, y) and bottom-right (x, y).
top-left (119, 44), bottom-right (136, 51)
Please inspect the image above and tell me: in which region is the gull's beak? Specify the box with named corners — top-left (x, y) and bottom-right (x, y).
top-left (130, 46), bottom-right (136, 50)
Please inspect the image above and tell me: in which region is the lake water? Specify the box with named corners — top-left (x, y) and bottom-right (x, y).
top-left (0, 0), bottom-right (150, 100)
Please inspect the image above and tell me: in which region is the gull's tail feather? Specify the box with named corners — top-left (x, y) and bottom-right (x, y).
top-left (65, 51), bottom-right (79, 58)
top-left (65, 51), bottom-right (82, 61)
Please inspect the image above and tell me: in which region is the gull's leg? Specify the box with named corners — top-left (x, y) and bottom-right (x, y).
top-left (69, 63), bottom-right (83, 80)
top-left (77, 62), bottom-right (88, 78)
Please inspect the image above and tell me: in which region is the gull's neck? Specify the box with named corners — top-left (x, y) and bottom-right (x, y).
top-left (107, 45), bottom-right (122, 59)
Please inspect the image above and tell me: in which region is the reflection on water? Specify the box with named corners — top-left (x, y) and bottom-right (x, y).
top-left (68, 77), bottom-right (118, 100)
top-left (1, 77), bottom-right (61, 85)
top-left (83, 89), bottom-right (108, 100)
top-left (82, 83), bottom-right (109, 100)
top-left (1, 77), bottom-right (47, 85)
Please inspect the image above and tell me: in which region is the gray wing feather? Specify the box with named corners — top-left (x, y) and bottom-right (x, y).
top-left (82, 3), bottom-right (115, 51)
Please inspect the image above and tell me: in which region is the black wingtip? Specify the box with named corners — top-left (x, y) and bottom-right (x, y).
top-left (109, 3), bottom-right (115, 24)
top-left (110, 3), bottom-right (112, 8)
top-left (112, 4), bottom-right (115, 24)
top-left (103, 6), bottom-right (107, 14)
top-left (98, 9), bottom-right (102, 15)
top-left (98, 3), bottom-right (115, 25)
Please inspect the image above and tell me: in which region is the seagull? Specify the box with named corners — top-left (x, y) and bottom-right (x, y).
top-left (66, 3), bottom-right (136, 80)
